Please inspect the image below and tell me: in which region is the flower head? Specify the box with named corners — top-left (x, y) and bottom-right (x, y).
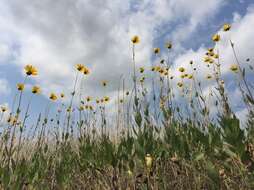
top-left (212, 34), bottom-right (220, 42)
top-left (177, 82), bottom-right (183, 88)
top-left (49, 93), bottom-right (58, 101)
top-left (24, 65), bottom-right (38, 76)
top-left (153, 48), bottom-right (160, 54)
top-left (31, 86), bottom-right (41, 94)
top-left (165, 42), bottom-right (172, 49)
top-left (17, 83), bottom-right (25, 91)
top-left (86, 96), bottom-right (92, 102)
top-left (76, 64), bottom-right (85, 72)
top-left (139, 67), bottom-right (145, 73)
top-left (206, 74), bottom-right (212, 79)
top-left (101, 80), bottom-right (108, 87)
top-left (131, 35), bottom-right (140, 44)
top-left (104, 96), bottom-right (110, 102)
top-left (230, 64), bottom-right (239, 73)
top-left (145, 154), bottom-right (153, 169)
top-left (83, 67), bottom-right (90, 75)
top-left (178, 67), bottom-right (185, 73)
top-left (223, 23), bottom-right (231, 31)
top-left (1, 106), bottom-right (7, 112)
top-left (60, 93), bottom-right (65, 98)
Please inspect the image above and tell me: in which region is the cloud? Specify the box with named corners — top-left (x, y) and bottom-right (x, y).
top-left (0, 79), bottom-right (10, 96)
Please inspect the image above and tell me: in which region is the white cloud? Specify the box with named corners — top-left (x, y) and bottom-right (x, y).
top-left (0, 79), bottom-right (10, 96)
top-left (0, 0), bottom-right (236, 116)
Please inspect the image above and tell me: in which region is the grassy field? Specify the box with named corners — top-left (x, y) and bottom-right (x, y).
top-left (0, 23), bottom-right (254, 189)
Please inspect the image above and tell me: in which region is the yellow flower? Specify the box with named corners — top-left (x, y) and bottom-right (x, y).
top-left (67, 107), bottom-right (72, 112)
top-left (204, 56), bottom-right (211, 63)
top-left (209, 58), bottom-right (214, 64)
top-left (208, 48), bottom-right (214, 53)
top-left (140, 77), bottom-right (145, 83)
top-left (212, 34), bottom-right (220, 42)
top-left (159, 68), bottom-right (164, 74)
top-left (155, 66), bottom-right (161, 72)
top-left (178, 67), bottom-right (185, 73)
top-left (230, 64), bottom-right (239, 72)
top-left (165, 42), bottom-right (172, 49)
top-left (206, 74), bottom-right (212, 79)
top-left (85, 105), bottom-right (89, 109)
top-left (104, 96), bottom-right (110, 102)
top-left (24, 65), bottom-right (38, 76)
top-left (17, 83), bottom-right (25, 91)
top-left (213, 54), bottom-right (219, 59)
top-left (153, 48), bottom-right (160, 54)
top-left (188, 74), bottom-right (193, 79)
top-left (31, 86), bottom-right (41, 94)
top-left (76, 64), bottom-right (84, 72)
top-left (177, 82), bottom-right (183, 88)
top-left (89, 105), bottom-right (93, 111)
top-left (145, 154), bottom-right (153, 169)
top-left (151, 66), bottom-right (156, 72)
top-left (86, 96), bottom-right (92, 102)
top-left (49, 93), bottom-right (58, 101)
top-left (60, 93), bottom-right (65, 98)
top-left (180, 74), bottom-right (185, 79)
top-left (223, 23), bottom-right (231, 31)
top-left (139, 67), bottom-right (145, 73)
top-left (101, 80), bottom-right (108, 87)
top-left (83, 67), bottom-right (90, 75)
top-left (96, 99), bottom-right (100, 104)
top-left (79, 106), bottom-right (84, 111)
top-left (131, 35), bottom-right (140, 44)
top-left (1, 106), bottom-right (7, 112)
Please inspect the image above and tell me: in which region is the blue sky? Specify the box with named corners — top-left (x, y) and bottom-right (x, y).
top-left (0, 0), bottom-right (254, 123)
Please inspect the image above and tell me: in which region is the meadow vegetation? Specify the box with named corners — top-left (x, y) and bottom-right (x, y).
top-left (0, 23), bottom-right (254, 189)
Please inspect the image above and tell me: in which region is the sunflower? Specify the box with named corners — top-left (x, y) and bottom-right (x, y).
top-left (96, 99), bottom-right (100, 104)
top-left (139, 67), bottom-right (145, 73)
top-left (1, 106), bottom-right (7, 112)
top-left (31, 86), bottom-right (41, 94)
top-left (89, 105), bottom-right (93, 111)
top-left (178, 67), bottom-right (185, 73)
top-left (76, 64), bottom-right (84, 72)
top-left (24, 65), bottom-right (38, 76)
top-left (230, 64), bottom-right (239, 72)
top-left (208, 48), bottom-right (214, 53)
top-left (60, 93), bottom-right (65, 98)
top-left (17, 83), bottom-right (25, 91)
top-left (223, 24), bottom-right (231, 31)
top-left (212, 34), bottom-right (220, 42)
top-left (165, 42), bottom-right (172, 49)
top-left (131, 35), bottom-right (140, 44)
top-left (49, 93), bottom-right (58, 101)
top-left (154, 48), bottom-right (160, 54)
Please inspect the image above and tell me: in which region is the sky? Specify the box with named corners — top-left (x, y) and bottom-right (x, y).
top-left (0, 0), bottom-right (254, 124)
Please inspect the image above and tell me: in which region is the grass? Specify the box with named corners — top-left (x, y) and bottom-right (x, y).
top-left (0, 24), bottom-right (254, 189)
